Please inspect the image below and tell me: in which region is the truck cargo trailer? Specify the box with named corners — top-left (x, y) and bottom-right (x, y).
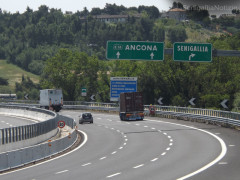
top-left (119, 92), bottom-right (144, 121)
top-left (40, 89), bottom-right (63, 112)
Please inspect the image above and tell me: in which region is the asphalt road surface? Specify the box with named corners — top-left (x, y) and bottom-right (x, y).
top-left (0, 114), bottom-right (37, 128)
top-left (1, 110), bottom-right (240, 180)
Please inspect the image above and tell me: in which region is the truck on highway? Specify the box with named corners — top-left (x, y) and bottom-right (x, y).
top-left (119, 92), bottom-right (144, 121)
top-left (40, 89), bottom-right (63, 112)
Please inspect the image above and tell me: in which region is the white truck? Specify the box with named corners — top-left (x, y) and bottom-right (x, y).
top-left (40, 89), bottom-right (63, 112)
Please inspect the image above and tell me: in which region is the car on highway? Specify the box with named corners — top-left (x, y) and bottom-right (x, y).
top-left (79, 112), bottom-right (93, 124)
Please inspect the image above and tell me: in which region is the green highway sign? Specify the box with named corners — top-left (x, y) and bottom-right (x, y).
top-left (106, 41), bottom-right (164, 61)
top-left (81, 87), bottom-right (87, 96)
top-left (173, 43), bottom-right (212, 62)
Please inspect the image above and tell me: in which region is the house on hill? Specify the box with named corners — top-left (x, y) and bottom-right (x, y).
top-left (161, 8), bottom-right (187, 22)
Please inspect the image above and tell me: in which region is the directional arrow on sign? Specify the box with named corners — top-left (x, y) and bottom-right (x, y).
top-left (24, 94), bottom-right (29, 100)
top-left (189, 53), bottom-right (196, 61)
top-left (116, 52), bottom-right (120, 59)
top-left (221, 99), bottom-right (228, 109)
top-left (158, 97), bottom-right (163, 105)
top-left (91, 95), bottom-right (95, 101)
top-left (189, 98), bottom-right (196, 106)
top-left (150, 53), bottom-right (154, 60)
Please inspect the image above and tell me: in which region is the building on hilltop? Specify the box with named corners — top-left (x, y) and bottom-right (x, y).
top-left (80, 14), bottom-right (141, 23)
top-left (219, 14), bottom-right (236, 18)
top-left (161, 8), bottom-right (187, 22)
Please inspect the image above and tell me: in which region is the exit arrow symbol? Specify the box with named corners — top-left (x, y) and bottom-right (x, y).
top-left (150, 53), bottom-right (154, 60)
top-left (24, 94), bottom-right (29, 100)
top-left (189, 98), bottom-right (196, 106)
top-left (116, 52), bottom-right (120, 59)
top-left (221, 99), bottom-right (228, 109)
top-left (158, 97), bottom-right (163, 105)
top-left (189, 53), bottom-right (196, 61)
top-left (91, 95), bottom-right (95, 101)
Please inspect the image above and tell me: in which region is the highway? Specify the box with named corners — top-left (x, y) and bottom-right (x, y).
top-left (0, 114), bottom-right (38, 128)
top-left (1, 110), bottom-right (240, 180)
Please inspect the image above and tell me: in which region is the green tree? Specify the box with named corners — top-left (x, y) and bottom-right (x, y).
top-left (153, 25), bottom-right (165, 42)
top-left (233, 92), bottom-right (240, 111)
top-left (41, 49), bottom-right (100, 101)
top-left (0, 77), bottom-right (8, 85)
top-left (167, 26), bottom-right (187, 43)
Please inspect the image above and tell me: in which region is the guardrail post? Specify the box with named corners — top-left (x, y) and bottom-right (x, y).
top-left (12, 128), bottom-right (15, 142)
top-left (5, 129), bottom-right (8, 144)
top-left (18, 127), bottom-right (21, 141)
top-left (1, 129), bottom-right (4, 145)
top-left (15, 127), bottom-right (18, 142)
top-left (9, 128), bottom-right (12, 143)
top-left (22, 126), bottom-right (25, 140)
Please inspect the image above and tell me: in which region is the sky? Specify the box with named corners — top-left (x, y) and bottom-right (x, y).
top-left (0, 0), bottom-right (239, 15)
top-left (0, 0), bottom-right (172, 13)
top-left (174, 0), bottom-right (240, 15)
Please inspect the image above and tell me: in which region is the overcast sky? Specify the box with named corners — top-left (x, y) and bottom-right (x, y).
top-left (1, 0), bottom-right (239, 15)
top-left (0, 0), bottom-right (172, 13)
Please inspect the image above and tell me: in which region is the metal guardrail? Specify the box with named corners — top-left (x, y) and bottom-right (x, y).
top-left (0, 105), bottom-right (58, 146)
top-left (147, 105), bottom-right (240, 126)
top-left (0, 128), bottom-right (77, 172)
top-left (0, 107), bottom-right (76, 147)
top-left (0, 105), bottom-right (77, 172)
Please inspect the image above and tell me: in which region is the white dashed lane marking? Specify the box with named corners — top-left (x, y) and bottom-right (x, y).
top-left (161, 152), bottom-right (166, 156)
top-left (133, 164), bottom-right (144, 169)
top-left (218, 162), bottom-right (228, 165)
top-left (107, 172), bottom-right (121, 178)
top-left (55, 170), bottom-right (69, 174)
top-left (100, 157), bottom-right (107, 160)
top-left (82, 163), bottom-right (91, 167)
top-left (151, 158), bottom-right (158, 162)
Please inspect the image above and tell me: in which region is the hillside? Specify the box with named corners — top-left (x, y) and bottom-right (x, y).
top-left (0, 60), bottom-right (40, 93)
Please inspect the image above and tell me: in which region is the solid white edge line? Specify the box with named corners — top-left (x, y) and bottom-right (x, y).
top-left (145, 119), bottom-right (227, 180)
top-left (0, 130), bottom-right (88, 176)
